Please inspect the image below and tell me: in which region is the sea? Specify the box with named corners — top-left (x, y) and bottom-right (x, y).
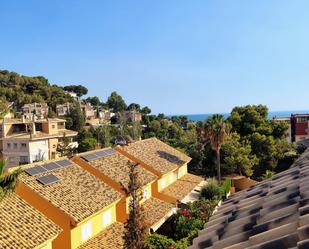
top-left (169, 110), bottom-right (309, 122)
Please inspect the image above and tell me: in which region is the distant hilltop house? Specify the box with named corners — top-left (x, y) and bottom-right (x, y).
top-left (0, 116), bottom-right (77, 167)
top-left (117, 110), bottom-right (142, 123)
top-left (65, 91), bottom-right (79, 100)
top-left (56, 102), bottom-right (72, 116)
top-left (22, 102), bottom-right (49, 119)
top-left (81, 102), bottom-right (96, 120)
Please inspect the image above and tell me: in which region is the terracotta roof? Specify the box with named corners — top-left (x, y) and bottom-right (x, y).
top-left (119, 138), bottom-right (191, 175)
top-left (0, 193), bottom-right (61, 249)
top-left (161, 173), bottom-right (204, 201)
top-left (142, 197), bottom-right (175, 227)
top-left (18, 159), bottom-right (122, 224)
top-left (189, 149), bottom-right (309, 249)
top-left (82, 150), bottom-right (157, 189)
top-left (78, 222), bottom-right (125, 249)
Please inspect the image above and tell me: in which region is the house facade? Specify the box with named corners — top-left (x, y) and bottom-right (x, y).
top-left (56, 102), bottom-right (72, 116)
top-left (291, 114), bottom-right (309, 142)
top-left (22, 102), bottom-right (49, 119)
top-left (0, 117), bottom-right (77, 167)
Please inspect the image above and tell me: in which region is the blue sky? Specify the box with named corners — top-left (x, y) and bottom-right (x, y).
top-left (1, 1), bottom-right (309, 114)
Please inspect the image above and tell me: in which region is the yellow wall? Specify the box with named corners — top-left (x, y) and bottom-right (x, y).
top-left (70, 204), bottom-right (117, 249)
top-left (35, 240), bottom-right (53, 249)
top-left (126, 183), bottom-right (152, 213)
top-left (48, 138), bottom-right (58, 159)
top-left (157, 164), bottom-right (188, 192)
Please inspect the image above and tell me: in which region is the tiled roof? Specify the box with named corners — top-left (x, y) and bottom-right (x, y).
top-left (84, 151), bottom-right (157, 188)
top-left (18, 159), bottom-right (122, 224)
top-left (142, 197), bottom-right (175, 227)
top-left (161, 173), bottom-right (204, 201)
top-left (0, 193), bottom-right (61, 249)
top-left (189, 149), bottom-right (309, 249)
top-left (119, 138), bottom-right (191, 175)
top-left (78, 222), bottom-right (125, 249)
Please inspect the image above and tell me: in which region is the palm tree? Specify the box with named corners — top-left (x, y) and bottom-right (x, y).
top-left (204, 115), bottom-right (230, 182)
top-left (0, 159), bottom-right (22, 201)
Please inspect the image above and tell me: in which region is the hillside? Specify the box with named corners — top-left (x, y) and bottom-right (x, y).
top-left (0, 70), bottom-right (74, 110)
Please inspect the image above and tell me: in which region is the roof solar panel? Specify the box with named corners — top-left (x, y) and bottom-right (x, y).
top-left (56, 159), bottom-right (72, 168)
top-left (94, 150), bottom-right (108, 157)
top-left (36, 174), bottom-right (59, 186)
top-left (25, 166), bottom-right (48, 176)
top-left (104, 148), bottom-right (117, 156)
top-left (42, 162), bottom-right (60, 171)
top-left (82, 153), bottom-right (99, 161)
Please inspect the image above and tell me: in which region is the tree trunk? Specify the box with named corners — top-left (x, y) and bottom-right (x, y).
top-left (216, 149), bottom-right (221, 183)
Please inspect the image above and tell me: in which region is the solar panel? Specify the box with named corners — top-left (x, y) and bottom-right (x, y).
top-left (94, 150), bottom-right (108, 157)
top-left (25, 166), bottom-right (48, 176)
top-left (82, 153), bottom-right (99, 161)
top-left (104, 148), bottom-right (117, 156)
top-left (36, 174), bottom-right (59, 186)
top-left (42, 162), bottom-right (61, 171)
top-left (56, 159), bottom-right (72, 168)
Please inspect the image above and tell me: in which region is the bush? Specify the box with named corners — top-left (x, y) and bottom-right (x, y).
top-left (144, 233), bottom-right (175, 249)
top-left (200, 179), bottom-right (221, 200)
top-left (220, 178), bottom-right (231, 200)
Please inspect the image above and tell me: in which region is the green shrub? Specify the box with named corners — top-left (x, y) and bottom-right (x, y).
top-left (144, 233), bottom-right (175, 249)
top-left (220, 178), bottom-right (231, 200)
top-left (200, 179), bottom-right (221, 200)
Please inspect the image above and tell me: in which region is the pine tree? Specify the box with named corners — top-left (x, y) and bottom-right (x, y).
top-left (121, 162), bottom-right (148, 249)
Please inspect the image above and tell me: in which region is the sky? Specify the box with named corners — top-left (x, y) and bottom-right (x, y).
top-left (1, 1), bottom-right (309, 115)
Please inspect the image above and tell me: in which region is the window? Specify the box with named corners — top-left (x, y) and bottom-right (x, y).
top-left (13, 143), bottom-right (18, 149)
top-left (20, 156), bottom-right (28, 164)
top-left (143, 188), bottom-right (150, 200)
top-left (169, 174), bottom-right (174, 184)
top-left (102, 209), bottom-right (112, 227)
top-left (160, 178), bottom-right (166, 189)
top-left (81, 222), bottom-right (92, 242)
top-left (7, 143), bottom-right (11, 149)
top-left (21, 143), bottom-right (27, 149)
top-left (52, 124), bottom-right (56, 129)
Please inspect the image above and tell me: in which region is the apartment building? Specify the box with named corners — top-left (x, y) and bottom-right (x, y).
top-left (73, 147), bottom-right (175, 231)
top-left (0, 192), bottom-right (61, 249)
top-left (291, 114), bottom-right (309, 142)
top-left (56, 102), bottom-right (72, 116)
top-left (115, 138), bottom-right (204, 204)
top-left (22, 102), bottom-right (49, 119)
top-left (0, 117), bottom-right (77, 167)
top-left (16, 158), bottom-right (123, 249)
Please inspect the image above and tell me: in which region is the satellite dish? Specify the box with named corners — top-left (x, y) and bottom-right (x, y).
top-left (115, 136), bottom-right (127, 146)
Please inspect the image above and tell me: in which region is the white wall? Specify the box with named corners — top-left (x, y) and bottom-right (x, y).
top-left (29, 140), bottom-right (49, 163)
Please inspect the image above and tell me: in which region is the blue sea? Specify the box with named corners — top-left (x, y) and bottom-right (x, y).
top-left (169, 110), bottom-right (309, 122)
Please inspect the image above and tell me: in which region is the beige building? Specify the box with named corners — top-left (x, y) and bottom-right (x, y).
top-left (0, 117), bottom-right (77, 167)
top-left (81, 102), bottom-right (96, 120)
top-left (22, 102), bottom-right (49, 119)
top-left (56, 102), bottom-right (72, 116)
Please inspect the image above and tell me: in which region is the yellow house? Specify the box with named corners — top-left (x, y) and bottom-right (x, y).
top-left (0, 192), bottom-right (61, 249)
top-left (73, 147), bottom-right (175, 233)
top-left (15, 158), bottom-right (122, 249)
top-left (115, 137), bottom-right (205, 204)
